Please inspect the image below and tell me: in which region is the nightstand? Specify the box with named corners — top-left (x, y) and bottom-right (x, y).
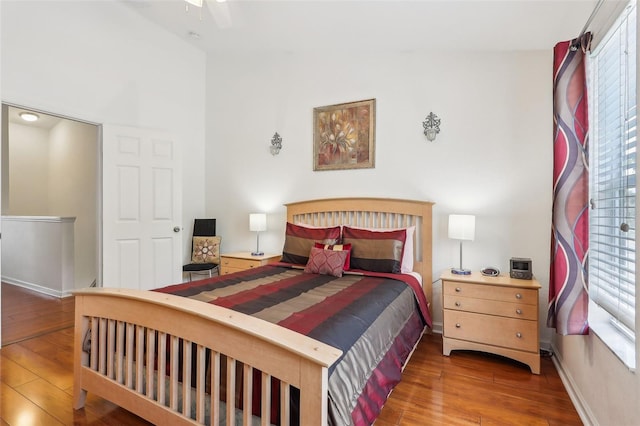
top-left (441, 271), bottom-right (541, 374)
top-left (219, 252), bottom-right (281, 275)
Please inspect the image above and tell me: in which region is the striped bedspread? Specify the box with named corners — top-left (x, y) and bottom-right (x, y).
top-left (156, 264), bottom-right (431, 425)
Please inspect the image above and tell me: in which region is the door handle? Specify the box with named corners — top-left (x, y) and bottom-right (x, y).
top-left (173, 226), bottom-right (181, 233)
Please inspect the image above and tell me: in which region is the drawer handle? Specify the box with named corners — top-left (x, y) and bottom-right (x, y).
top-left (515, 293), bottom-right (522, 299)
top-left (455, 301), bottom-right (461, 307)
top-left (516, 308), bottom-right (523, 315)
top-left (455, 323), bottom-right (461, 328)
top-left (455, 287), bottom-right (462, 293)
top-left (516, 332), bottom-right (522, 338)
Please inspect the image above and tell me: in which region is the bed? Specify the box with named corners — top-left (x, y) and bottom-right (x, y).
top-left (73, 197), bottom-right (434, 426)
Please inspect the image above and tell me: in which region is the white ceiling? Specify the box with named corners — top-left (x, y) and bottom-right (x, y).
top-left (123, 0), bottom-right (599, 53)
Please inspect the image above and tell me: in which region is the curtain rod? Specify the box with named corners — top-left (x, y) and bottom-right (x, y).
top-left (571, 0), bottom-right (605, 51)
top-left (577, 0), bottom-right (606, 39)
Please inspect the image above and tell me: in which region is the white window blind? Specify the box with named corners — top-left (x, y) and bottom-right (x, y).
top-left (589, 2), bottom-right (636, 337)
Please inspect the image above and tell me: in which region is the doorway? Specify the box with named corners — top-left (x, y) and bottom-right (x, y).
top-left (0, 104), bottom-right (100, 345)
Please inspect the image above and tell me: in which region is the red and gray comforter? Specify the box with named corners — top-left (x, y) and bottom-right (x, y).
top-left (156, 264), bottom-right (431, 425)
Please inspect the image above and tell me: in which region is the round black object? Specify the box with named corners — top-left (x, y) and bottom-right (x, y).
top-left (481, 267), bottom-right (500, 277)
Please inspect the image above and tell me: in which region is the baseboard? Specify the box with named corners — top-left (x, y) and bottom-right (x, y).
top-left (431, 321), bottom-right (443, 335)
top-left (1, 276), bottom-right (69, 298)
top-left (550, 343), bottom-right (597, 426)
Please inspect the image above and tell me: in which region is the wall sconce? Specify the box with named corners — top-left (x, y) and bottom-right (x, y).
top-left (270, 132), bottom-right (282, 155)
top-left (422, 112), bottom-right (441, 141)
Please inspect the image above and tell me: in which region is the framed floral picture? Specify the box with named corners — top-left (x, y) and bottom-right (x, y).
top-left (313, 98), bottom-right (376, 171)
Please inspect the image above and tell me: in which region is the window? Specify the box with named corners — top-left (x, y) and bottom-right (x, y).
top-left (589, 1), bottom-right (636, 369)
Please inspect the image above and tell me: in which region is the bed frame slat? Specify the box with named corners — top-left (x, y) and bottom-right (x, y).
top-left (281, 380), bottom-right (290, 426)
top-left (157, 331), bottom-right (167, 405)
top-left (211, 351), bottom-right (221, 425)
top-left (196, 345), bottom-right (206, 422)
top-left (145, 329), bottom-right (155, 399)
top-left (261, 372), bottom-right (271, 426)
top-left (243, 363), bottom-right (253, 425)
top-left (170, 335), bottom-right (179, 410)
top-left (226, 357), bottom-right (236, 426)
top-left (98, 318), bottom-right (107, 375)
top-left (89, 318), bottom-right (98, 371)
top-left (126, 323), bottom-right (134, 388)
top-left (107, 320), bottom-right (115, 380)
top-left (116, 321), bottom-right (125, 383)
top-left (135, 326), bottom-right (144, 393)
top-left (182, 340), bottom-right (192, 418)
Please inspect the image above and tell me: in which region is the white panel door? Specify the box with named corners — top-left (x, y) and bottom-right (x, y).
top-left (102, 125), bottom-right (182, 290)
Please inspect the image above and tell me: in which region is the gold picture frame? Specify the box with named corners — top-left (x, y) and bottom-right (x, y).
top-left (313, 98), bottom-right (376, 171)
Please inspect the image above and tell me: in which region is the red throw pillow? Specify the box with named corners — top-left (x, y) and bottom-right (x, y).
top-left (304, 247), bottom-right (348, 277)
top-left (314, 242), bottom-right (352, 271)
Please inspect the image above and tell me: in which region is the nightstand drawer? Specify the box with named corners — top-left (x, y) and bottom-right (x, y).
top-left (443, 295), bottom-right (537, 320)
top-left (219, 252), bottom-right (280, 275)
top-left (221, 257), bottom-right (261, 270)
top-left (220, 266), bottom-right (245, 275)
top-left (444, 310), bottom-right (538, 352)
top-left (443, 280), bottom-right (538, 305)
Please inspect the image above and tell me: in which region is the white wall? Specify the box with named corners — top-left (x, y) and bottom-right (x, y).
top-left (48, 119), bottom-right (98, 288)
top-left (2, 216), bottom-right (74, 296)
top-left (553, 332), bottom-right (639, 425)
top-left (0, 0), bottom-right (207, 262)
top-left (7, 123), bottom-right (49, 214)
top-left (206, 48), bottom-right (553, 338)
top-left (6, 119), bottom-right (97, 290)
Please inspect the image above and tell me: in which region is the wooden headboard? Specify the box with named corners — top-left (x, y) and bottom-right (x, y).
top-left (285, 197), bottom-right (434, 307)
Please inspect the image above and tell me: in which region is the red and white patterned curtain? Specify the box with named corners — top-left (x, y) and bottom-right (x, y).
top-left (547, 34), bottom-right (592, 335)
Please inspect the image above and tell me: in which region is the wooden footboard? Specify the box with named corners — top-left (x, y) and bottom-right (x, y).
top-left (73, 288), bottom-right (342, 426)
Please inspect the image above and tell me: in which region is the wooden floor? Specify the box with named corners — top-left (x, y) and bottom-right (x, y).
top-left (1, 283), bottom-right (74, 346)
top-left (376, 338), bottom-right (582, 425)
top-left (0, 285), bottom-right (583, 425)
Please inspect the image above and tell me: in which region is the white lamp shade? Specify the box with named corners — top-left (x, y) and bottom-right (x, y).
top-left (249, 213), bottom-right (267, 232)
top-left (448, 214), bottom-right (475, 241)
top-left (185, 0), bottom-right (203, 7)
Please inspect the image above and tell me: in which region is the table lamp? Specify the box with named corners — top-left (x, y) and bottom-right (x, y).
top-left (249, 213), bottom-right (267, 256)
top-left (448, 214), bottom-right (475, 275)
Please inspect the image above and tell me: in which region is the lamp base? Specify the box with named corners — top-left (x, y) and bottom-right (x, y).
top-left (451, 267), bottom-right (471, 275)
top-left (251, 251), bottom-right (264, 256)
